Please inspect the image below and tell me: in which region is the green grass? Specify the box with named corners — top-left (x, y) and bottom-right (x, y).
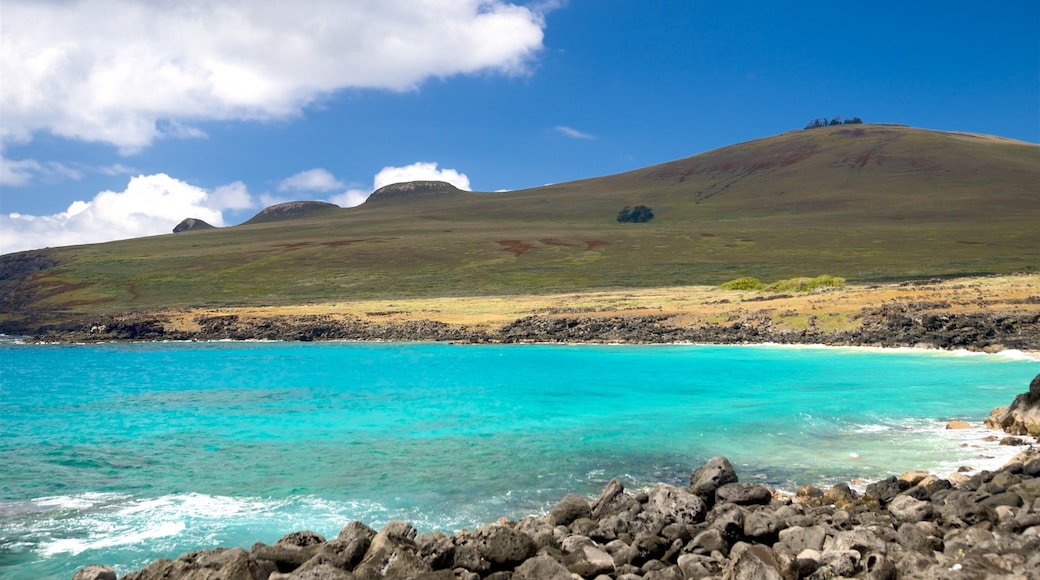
top-left (1, 125), bottom-right (1037, 328)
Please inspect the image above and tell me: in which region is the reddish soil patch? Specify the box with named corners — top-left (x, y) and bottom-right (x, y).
top-left (855, 151), bottom-right (871, 168)
top-left (322, 238), bottom-right (381, 248)
top-left (272, 241), bottom-right (315, 249)
top-left (128, 283), bottom-right (141, 301)
top-left (539, 239), bottom-right (579, 247)
top-left (585, 240), bottom-right (609, 250)
top-left (700, 233), bottom-right (716, 237)
top-left (498, 240), bottom-right (533, 256)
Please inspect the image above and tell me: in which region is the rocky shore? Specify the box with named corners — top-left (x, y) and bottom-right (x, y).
top-left (25, 304), bottom-right (1040, 352)
top-left (75, 375), bottom-right (1040, 580)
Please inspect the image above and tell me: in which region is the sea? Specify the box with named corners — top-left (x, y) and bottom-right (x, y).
top-left (0, 339), bottom-right (1037, 579)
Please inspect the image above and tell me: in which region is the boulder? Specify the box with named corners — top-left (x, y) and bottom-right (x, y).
top-left (550, 493), bottom-right (593, 526)
top-left (865, 475), bottom-right (910, 504)
top-left (945, 419), bottom-right (971, 429)
top-left (987, 373), bottom-right (1040, 436)
top-left (887, 494), bottom-right (933, 523)
top-left (777, 525), bottom-right (828, 553)
top-left (474, 524), bottom-right (537, 568)
top-left (564, 544), bottom-right (616, 577)
top-left (690, 456), bottom-right (739, 498)
top-left (512, 553), bottom-right (574, 580)
top-left (724, 542), bottom-right (782, 580)
top-left (645, 483), bottom-right (708, 526)
top-left (72, 565), bottom-right (117, 580)
top-left (716, 482), bottom-right (773, 506)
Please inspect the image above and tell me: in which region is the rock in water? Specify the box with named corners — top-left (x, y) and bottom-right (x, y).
top-left (987, 373), bottom-right (1040, 436)
top-left (690, 455), bottom-right (739, 498)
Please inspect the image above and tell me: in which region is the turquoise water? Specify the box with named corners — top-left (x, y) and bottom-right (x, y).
top-left (0, 341), bottom-right (1036, 579)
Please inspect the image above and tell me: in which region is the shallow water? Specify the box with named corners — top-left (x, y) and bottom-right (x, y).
top-left (0, 341), bottom-right (1036, 578)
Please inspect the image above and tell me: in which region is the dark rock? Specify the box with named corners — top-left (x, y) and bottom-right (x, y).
top-left (687, 528), bottom-right (728, 556)
top-left (707, 503), bottom-right (747, 542)
top-left (417, 532), bottom-right (455, 570)
top-left (895, 521), bottom-right (942, 553)
top-left (277, 530), bottom-right (327, 547)
top-left (644, 483), bottom-right (707, 527)
top-left (726, 542), bottom-right (782, 580)
top-left (549, 493), bottom-right (592, 526)
top-left (512, 553), bottom-right (573, 580)
top-left (272, 562), bottom-right (354, 579)
top-left (563, 544), bottom-right (615, 577)
top-left (742, 510), bottom-right (780, 542)
top-left (474, 524), bottom-right (537, 568)
top-left (864, 475), bottom-right (910, 504)
top-left (887, 494), bottom-right (933, 523)
top-left (72, 565), bottom-right (117, 580)
top-left (689, 456), bottom-right (738, 498)
top-left (777, 525), bottom-right (828, 553)
top-left (716, 482), bottom-right (773, 506)
top-left (821, 483), bottom-right (857, 507)
top-left (631, 532), bottom-right (671, 565)
top-left (172, 217), bottom-right (216, 233)
top-left (251, 544), bottom-right (314, 572)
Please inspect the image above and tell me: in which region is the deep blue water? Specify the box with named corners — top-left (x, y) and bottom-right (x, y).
top-left (0, 340), bottom-right (1036, 579)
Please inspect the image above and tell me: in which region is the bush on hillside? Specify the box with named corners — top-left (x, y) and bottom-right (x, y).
top-left (720, 277), bottom-right (765, 291)
top-left (720, 275), bottom-right (845, 293)
top-left (617, 205), bottom-right (655, 223)
top-left (766, 275), bottom-right (846, 292)
top-left (805, 116), bottom-right (863, 129)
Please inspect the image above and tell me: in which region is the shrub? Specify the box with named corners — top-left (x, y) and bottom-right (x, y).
top-left (617, 205), bottom-right (654, 223)
top-left (720, 277), bottom-right (765, 291)
top-left (721, 275), bottom-right (844, 293)
top-left (765, 275), bottom-right (846, 293)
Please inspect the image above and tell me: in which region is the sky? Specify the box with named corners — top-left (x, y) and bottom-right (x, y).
top-left (1, 0), bottom-right (1038, 255)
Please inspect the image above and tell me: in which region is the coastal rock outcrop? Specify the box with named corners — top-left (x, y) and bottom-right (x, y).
top-left (987, 373), bottom-right (1040, 437)
top-left (85, 452), bottom-right (1040, 580)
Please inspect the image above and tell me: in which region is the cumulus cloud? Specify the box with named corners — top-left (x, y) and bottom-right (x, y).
top-left (325, 162), bottom-right (472, 207)
top-left (278, 169), bottom-right (346, 193)
top-left (554, 125), bottom-right (596, 140)
top-left (1, 0), bottom-right (547, 152)
top-left (0, 174), bottom-right (256, 254)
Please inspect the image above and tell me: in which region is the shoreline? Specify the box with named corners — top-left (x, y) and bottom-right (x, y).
top-left (6, 274), bottom-right (1039, 351)
top-left (81, 432), bottom-right (1040, 580)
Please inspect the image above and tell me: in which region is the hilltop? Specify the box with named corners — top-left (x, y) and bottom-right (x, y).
top-left (1, 124), bottom-right (1037, 335)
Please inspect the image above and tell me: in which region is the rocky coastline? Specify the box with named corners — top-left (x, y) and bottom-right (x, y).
top-left (74, 374), bottom-right (1040, 580)
top-left (21, 304), bottom-right (1040, 353)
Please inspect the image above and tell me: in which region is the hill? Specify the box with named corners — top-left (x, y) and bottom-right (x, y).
top-left (1, 124), bottom-right (1037, 333)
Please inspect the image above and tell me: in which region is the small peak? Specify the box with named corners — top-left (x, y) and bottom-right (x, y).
top-left (243, 201), bottom-right (340, 225)
top-left (367, 181), bottom-right (462, 202)
top-left (172, 218), bottom-right (216, 233)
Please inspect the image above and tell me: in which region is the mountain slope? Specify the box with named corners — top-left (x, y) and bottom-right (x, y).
top-left (1, 125), bottom-right (1037, 331)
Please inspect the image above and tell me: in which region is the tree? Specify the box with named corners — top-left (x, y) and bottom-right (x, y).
top-left (617, 205), bottom-right (654, 223)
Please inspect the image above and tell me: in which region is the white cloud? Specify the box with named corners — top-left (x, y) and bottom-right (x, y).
top-left (323, 162), bottom-right (472, 207)
top-left (0, 174), bottom-right (256, 254)
top-left (554, 125), bottom-right (596, 140)
top-left (1, 0), bottom-right (547, 152)
top-left (278, 168), bottom-right (346, 193)
top-left (373, 162), bottom-right (472, 191)
top-left (0, 156), bottom-right (83, 186)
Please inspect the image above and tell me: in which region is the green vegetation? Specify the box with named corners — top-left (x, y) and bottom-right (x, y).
top-left (617, 205), bottom-right (655, 223)
top-left (1, 125), bottom-right (1037, 331)
top-left (805, 116), bottom-right (863, 129)
top-left (720, 277), bottom-right (765, 291)
top-left (720, 275), bottom-right (845, 293)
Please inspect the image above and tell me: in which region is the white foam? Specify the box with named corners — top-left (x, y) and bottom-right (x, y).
top-left (32, 492), bottom-right (126, 510)
top-left (41, 521), bottom-right (186, 557)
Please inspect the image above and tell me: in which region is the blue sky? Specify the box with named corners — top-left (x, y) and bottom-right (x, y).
top-left (2, 0), bottom-right (1037, 254)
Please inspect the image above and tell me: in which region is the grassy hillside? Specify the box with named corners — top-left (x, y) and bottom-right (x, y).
top-left (2, 124), bottom-right (1037, 330)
